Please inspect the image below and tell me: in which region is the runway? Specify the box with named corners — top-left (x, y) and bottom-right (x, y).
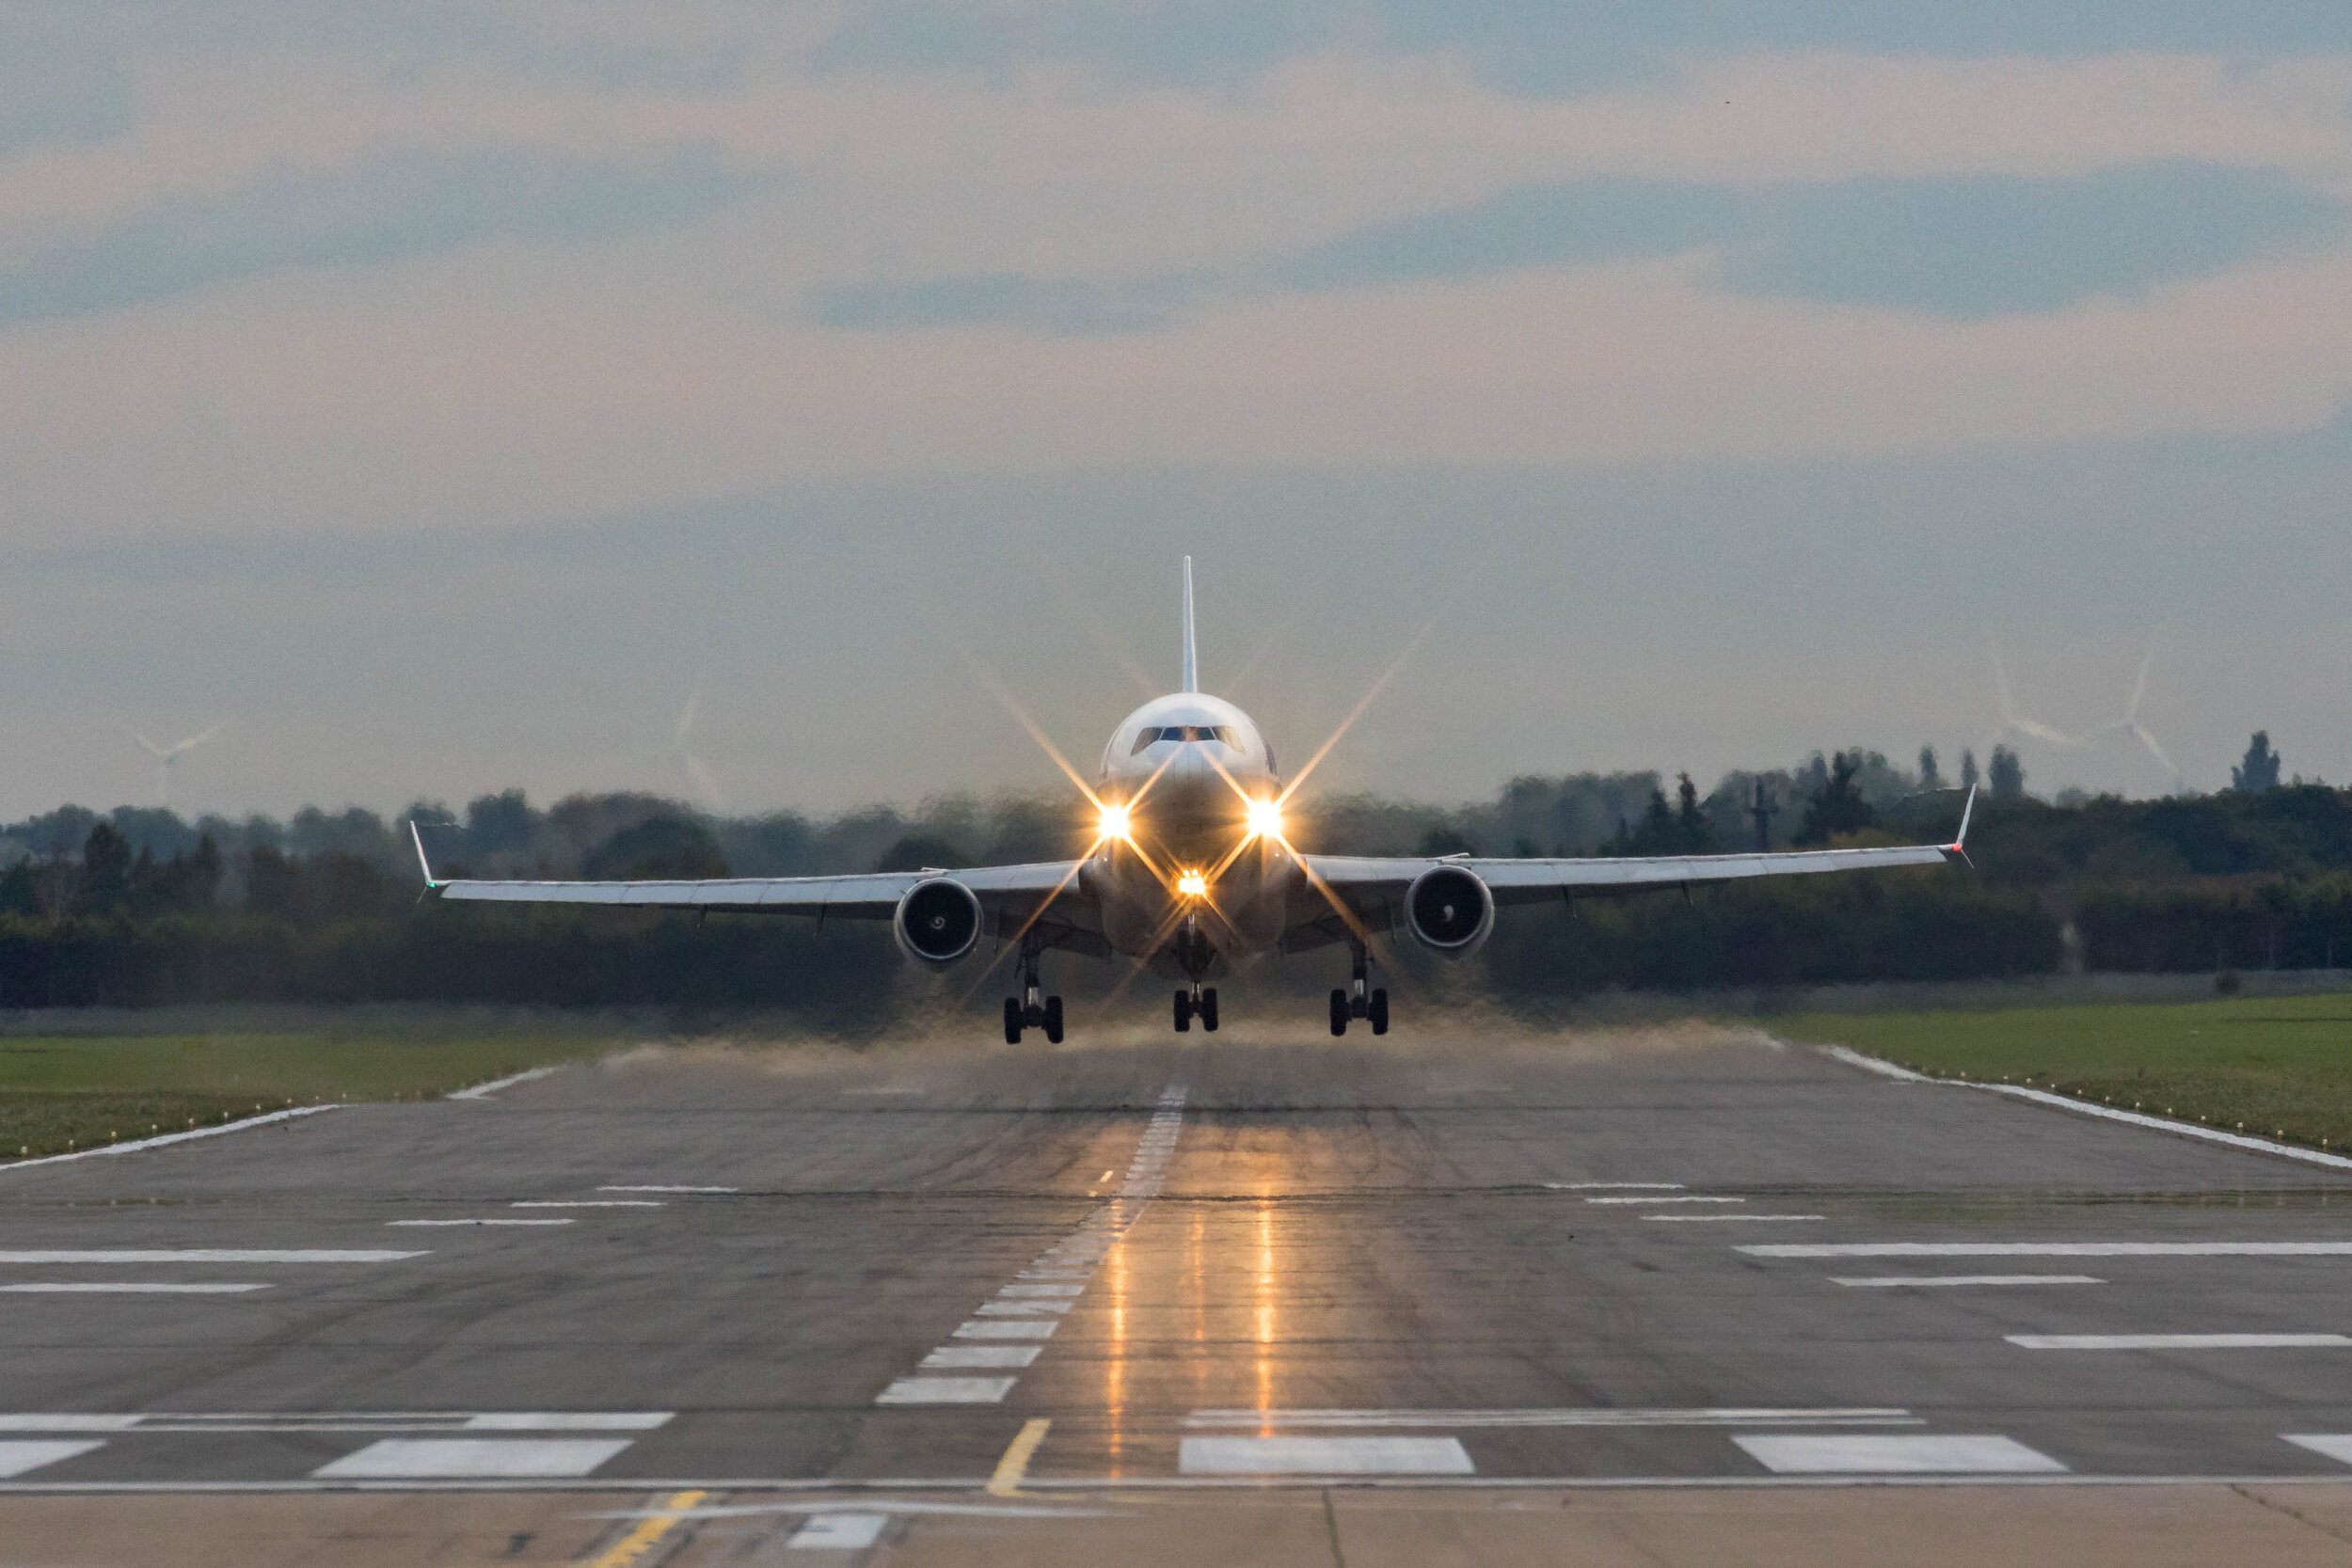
top-left (7, 1024), bottom-right (2352, 1563)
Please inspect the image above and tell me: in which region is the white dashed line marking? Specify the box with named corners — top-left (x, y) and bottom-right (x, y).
top-left (920, 1346), bottom-right (1040, 1370)
top-left (0, 1283), bottom-right (267, 1294)
top-left (1735, 1435), bottom-right (2065, 1474)
top-left (2009, 1334), bottom-right (2352, 1350)
top-left (1833, 1275), bottom-right (2103, 1289)
top-left (311, 1439), bottom-right (631, 1478)
top-left (1179, 1437), bottom-right (1475, 1475)
top-left (874, 1377), bottom-right (1016, 1405)
top-left (0, 1441), bottom-right (104, 1478)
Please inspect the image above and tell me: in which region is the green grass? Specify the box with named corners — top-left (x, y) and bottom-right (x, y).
top-left (0, 1027), bottom-right (611, 1162)
top-left (1777, 990), bottom-right (2352, 1152)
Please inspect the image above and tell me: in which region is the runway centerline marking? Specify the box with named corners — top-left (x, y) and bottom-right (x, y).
top-left (2009, 1333), bottom-right (2352, 1350)
top-left (877, 1078), bottom-right (1184, 1406)
top-left (1585, 1196), bottom-right (1742, 1205)
top-left (511, 1201), bottom-right (664, 1208)
top-left (599, 1185), bottom-right (737, 1193)
top-left (1745, 1243), bottom-right (2352, 1258)
top-left (389, 1219), bottom-right (573, 1227)
top-left (1547, 1182), bottom-right (1684, 1190)
top-left (1832, 1275), bottom-right (2104, 1289)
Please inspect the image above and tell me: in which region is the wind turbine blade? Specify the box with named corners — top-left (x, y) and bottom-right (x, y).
top-left (2126, 641), bottom-right (2156, 722)
top-left (126, 725), bottom-right (167, 760)
top-left (675, 681), bottom-right (703, 748)
top-left (2014, 720), bottom-right (2077, 747)
top-left (2129, 723), bottom-right (2180, 784)
top-left (167, 724), bottom-right (225, 760)
top-left (685, 752), bottom-right (722, 812)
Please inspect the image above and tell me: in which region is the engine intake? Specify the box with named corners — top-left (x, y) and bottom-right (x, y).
top-left (894, 878), bottom-right (982, 965)
top-left (1405, 864), bottom-right (1493, 956)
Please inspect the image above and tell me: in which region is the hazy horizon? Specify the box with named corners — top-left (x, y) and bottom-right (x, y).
top-left (5, 7), bottom-right (2348, 819)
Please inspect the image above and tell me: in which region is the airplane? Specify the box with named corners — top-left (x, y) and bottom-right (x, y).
top-left (410, 559), bottom-right (1975, 1042)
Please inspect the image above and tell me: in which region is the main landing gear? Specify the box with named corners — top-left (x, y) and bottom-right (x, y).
top-left (1003, 942), bottom-right (1063, 1045)
top-left (1174, 985), bottom-right (1218, 1034)
top-left (1328, 944), bottom-right (1388, 1037)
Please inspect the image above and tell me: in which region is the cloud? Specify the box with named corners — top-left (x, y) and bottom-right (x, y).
top-left (0, 150), bottom-right (760, 326)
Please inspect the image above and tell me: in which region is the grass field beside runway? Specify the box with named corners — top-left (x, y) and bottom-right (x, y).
top-left (1778, 990), bottom-right (2352, 1151)
top-left (0, 1024), bottom-right (609, 1161)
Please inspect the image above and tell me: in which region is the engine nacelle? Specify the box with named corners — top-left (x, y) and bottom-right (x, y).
top-left (1404, 864), bottom-right (1493, 956)
top-left (894, 878), bottom-right (982, 966)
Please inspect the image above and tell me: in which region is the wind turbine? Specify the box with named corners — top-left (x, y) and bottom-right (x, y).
top-left (656, 682), bottom-right (722, 812)
top-left (127, 723), bottom-right (224, 812)
top-left (2088, 641), bottom-right (2183, 798)
top-left (1985, 639), bottom-right (2078, 751)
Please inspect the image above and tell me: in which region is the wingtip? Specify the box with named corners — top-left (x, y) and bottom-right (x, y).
top-left (1947, 784), bottom-right (1978, 855)
top-left (408, 819), bottom-right (440, 891)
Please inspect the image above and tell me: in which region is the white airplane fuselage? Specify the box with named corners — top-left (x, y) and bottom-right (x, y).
top-left (1091, 690), bottom-right (1293, 969)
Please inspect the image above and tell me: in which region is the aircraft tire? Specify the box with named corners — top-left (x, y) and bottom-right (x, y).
top-left (1003, 997), bottom-right (1023, 1045)
top-left (1044, 995), bottom-right (1065, 1044)
top-left (1173, 990), bottom-right (1192, 1033)
top-left (1328, 989), bottom-right (1348, 1037)
top-left (1200, 988), bottom-right (1218, 1032)
top-left (1369, 988), bottom-right (1390, 1036)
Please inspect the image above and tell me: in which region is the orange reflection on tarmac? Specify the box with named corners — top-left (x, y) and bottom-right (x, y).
top-left (1254, 1193), bottom-right (1277, 1432)
top-left (1188, 1204), bottom-right (1208, 1415)
top-left (1104, 1230), bottom-right (1129, 1476)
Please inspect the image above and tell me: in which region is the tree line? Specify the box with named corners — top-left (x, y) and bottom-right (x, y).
top-left (0, 732), bottom-right (2339, 1013)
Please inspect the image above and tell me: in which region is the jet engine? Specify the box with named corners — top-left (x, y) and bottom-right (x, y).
top-left (1404, 864), bottom-right (1493, 956)
top-left (894, 878), bottom-right (982, 965)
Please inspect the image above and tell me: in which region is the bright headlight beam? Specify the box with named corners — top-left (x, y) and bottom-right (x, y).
top-left (1176, 869), bottom-right (1208, 898)
top-left (1245, 798), bottom-right (1282, 841)
top-left (1098, 802), bottom-right (1131, 841)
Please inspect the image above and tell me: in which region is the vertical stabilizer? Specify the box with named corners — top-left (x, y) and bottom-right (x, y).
top-left (1180, 556), bottom-right (1199, 693)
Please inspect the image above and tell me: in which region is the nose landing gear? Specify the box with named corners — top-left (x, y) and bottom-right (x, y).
top-left (1173, 985), bottom-right (1218, 1033)
top-left (1003, 942), bottom-right (1063, 1044)
top-left (1327, 944), bottom-right (1389, 1037)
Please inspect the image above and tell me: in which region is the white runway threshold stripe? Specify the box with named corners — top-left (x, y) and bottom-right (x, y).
top-left (0, 1413), bottom-right (670, 1433)
top-left (0, 1441), bottom-right (104, 1479)
top-left (1744, 1243), bottom-right (2352, 1259)
top-left (1180, 1437), bottom-right (1475, 1475)
top-left (1735, 1435), bottom-right (2067, 1475)
top-left (0, 1104), bottom-right (343, 1174)
top-left (2283, 1435), bottom-right (2352, 1465)
top-left (1813, 1043), bottom-right (2352, 1170)
top-left (873, 1377), bottom-right (1016, 1405)
top-left (310, 1438), bottom-right (632, 1478)
top-left (1833, 1275), bottom-right (2104, 1289)
top-left (0, 1283), bottom-right (267, 1293)
top-left (0, 1250), bottom-right (422, 1263)
top-left (1184, 1408), bottom-right (1918, 1430)
top-left (2009, 1333), bottom-right (2352, 1350)
top-left (789, 1514), bottom-right (889, 1549)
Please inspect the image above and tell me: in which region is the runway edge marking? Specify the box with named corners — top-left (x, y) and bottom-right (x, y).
top-left (1807, 1042), bottom-right (2352, 1171)
top-left (0, 1104), bottom-right (345, 1176)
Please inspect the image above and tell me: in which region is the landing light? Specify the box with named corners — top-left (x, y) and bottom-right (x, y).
top-left (1246, 798), bottom-right (1283, 841)
top-left (1098, 802), bottom-right (1131, 841)
top-left (1176, 869), bottom-right (1208, 898)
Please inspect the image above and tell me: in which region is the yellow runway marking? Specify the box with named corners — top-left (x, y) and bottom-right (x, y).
top-left (587, 1488), bottom-right (707, 1567)
top-left (988, 1418), bottom-right (1053, 1497)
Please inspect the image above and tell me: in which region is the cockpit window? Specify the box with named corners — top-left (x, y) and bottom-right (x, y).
top-left (1129, 724), bottom-right (1242, 754)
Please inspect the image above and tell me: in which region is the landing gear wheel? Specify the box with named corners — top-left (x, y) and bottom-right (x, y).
top-left (1003, 997), bottom-right (1024, 1045)
top-left (1368, 988), bottom-right (1390, 1036)
top-left (1174, 990), bottom-right (1193, 1033)
top-left (1329, 988), bottom-right (1349, 1037)
top-left (1200, 988), bottom-right (1219, 1033)
top-left (1043, 995), bottom-right (1065, 1045)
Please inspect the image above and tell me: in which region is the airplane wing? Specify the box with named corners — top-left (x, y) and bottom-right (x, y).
top-left (1285, 793), bottom-right (1973, 950)
top-left (410, 826), bottom-right (1103, 949)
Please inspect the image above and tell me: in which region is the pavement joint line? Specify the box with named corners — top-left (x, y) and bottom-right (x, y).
top-left (583, 1488), bottom-right (707, 1568)
top-left (0, 1105), bottom-right (344, 1174)
top-left (447, 1066), bottom-right (563, 1101)
top-left (1812, 1042), bottom-right (2352, 1169)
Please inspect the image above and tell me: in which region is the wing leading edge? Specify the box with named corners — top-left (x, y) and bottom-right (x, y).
top-left (1290, 790), bottom-right (1974, 946)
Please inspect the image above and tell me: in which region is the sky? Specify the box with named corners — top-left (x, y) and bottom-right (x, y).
top-left (4, 2), bottom-right (2351, 820)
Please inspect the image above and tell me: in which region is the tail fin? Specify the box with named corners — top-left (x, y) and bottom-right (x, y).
top-left (1180, 556), bottom-right (1199, 693)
